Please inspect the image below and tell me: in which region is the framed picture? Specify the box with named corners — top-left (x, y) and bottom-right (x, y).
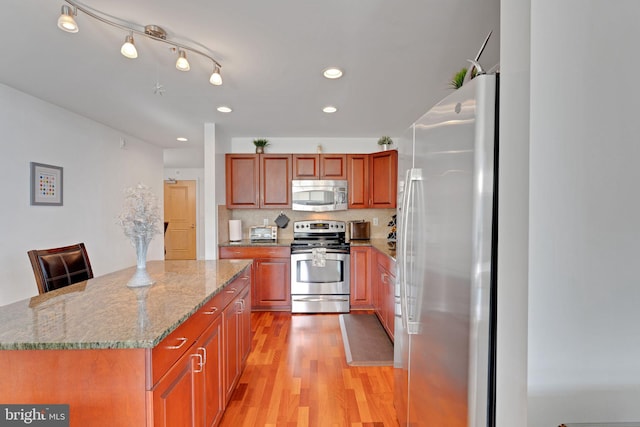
top-left (30, 162), bottom-right (63, 206)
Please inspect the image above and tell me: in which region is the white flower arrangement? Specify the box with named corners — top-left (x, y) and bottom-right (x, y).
top-left (117, 183), bottom-right (161, 244)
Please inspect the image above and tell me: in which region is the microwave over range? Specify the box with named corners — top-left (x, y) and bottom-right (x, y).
top-left (291, 180), bottom-right (348, 212)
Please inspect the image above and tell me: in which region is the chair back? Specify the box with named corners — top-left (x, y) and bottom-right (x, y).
top-left (28, 243), bottom-right (94, 294)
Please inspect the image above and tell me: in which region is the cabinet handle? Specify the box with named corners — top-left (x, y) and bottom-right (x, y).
top-left (235, 300), bottom-right (243, 314)
top-left (226, 287), bottom-right (237, 294)
top-left (198, 346), bottom-right (207, 366)
top-left (166, 337), bottom-right (188, 350)
top-left (192, 353), bottom-right (204, 373)
top-left (204, 306), bottom-right (218, 315)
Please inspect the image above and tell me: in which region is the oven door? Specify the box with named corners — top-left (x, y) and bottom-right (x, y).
top-left (290, 252), bottom-right (350, 295)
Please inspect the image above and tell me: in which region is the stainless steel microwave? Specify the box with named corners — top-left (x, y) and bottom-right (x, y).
top-left (291, 180), bottom-right (348, 212)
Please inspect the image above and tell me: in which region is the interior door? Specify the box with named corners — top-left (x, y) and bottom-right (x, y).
top-left (164, 180), bottom-right (196, 260)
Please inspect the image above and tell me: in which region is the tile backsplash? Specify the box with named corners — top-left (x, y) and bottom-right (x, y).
top-left (218, 205), bottom-right (395, 242)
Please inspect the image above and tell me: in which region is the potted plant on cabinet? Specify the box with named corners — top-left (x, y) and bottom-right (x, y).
top-left (253, 138), bottom-right (269, 154)
top-left (378, 136), bottom-right (393, 151)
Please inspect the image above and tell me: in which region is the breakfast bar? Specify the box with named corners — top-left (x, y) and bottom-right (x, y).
top-left (0, 259), bottom-right (252, 427)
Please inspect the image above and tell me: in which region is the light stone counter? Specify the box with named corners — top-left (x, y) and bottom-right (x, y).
top-left (0, 259), bottom-right (251, 350)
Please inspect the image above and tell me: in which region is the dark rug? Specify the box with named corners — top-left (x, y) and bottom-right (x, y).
top-left (339, 313), bottom-right (394, 366)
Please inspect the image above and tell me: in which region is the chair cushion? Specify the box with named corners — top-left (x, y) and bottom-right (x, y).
top-left (38, 249), bottom-right (92, 292)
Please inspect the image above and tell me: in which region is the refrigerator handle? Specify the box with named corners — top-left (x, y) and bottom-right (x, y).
top-left (400, 167), bottom-right (422, 335)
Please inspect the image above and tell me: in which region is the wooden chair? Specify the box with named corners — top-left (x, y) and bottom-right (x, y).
top-left (27, 243), bottom-right (94, 294)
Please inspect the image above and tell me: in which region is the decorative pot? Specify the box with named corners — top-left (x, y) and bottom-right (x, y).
top-left (381, 144), bottom-right (389, 151)
top-left (255, 146), bottom-right (264, 154)
top-left (127, 236), bottom-right (155, 287)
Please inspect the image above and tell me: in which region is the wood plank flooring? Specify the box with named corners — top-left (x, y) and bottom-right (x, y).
top-left (219, 311), bottom-right (399, 427)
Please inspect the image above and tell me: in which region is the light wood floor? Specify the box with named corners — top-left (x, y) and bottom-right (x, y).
top-left (219, 311), bottom-right (399, 427)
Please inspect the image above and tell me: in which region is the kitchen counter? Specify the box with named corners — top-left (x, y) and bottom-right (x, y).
top-left (0, 259), bottom-right (252, 350)
top-left (350, 238), bottom-right (397, 261)
top-left (219, 238), bottom-right (293, 247)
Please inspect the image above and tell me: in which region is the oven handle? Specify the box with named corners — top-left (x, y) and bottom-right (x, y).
top-left (290, 249), bottom-right (350, 255)
top-left (291, 296), bottom-right (349, 302)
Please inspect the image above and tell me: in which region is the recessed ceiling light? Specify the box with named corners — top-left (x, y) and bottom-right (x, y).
top-left (323, 106), bottom-right (337, 113)
top-left (323, 67), bottom-right (343, 79)
top-left (217, 106), bottom-right (232, 113)
top-left (177, 137), bottom-right (188, 142)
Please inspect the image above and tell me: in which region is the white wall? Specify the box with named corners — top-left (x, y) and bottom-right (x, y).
top-left (527, 1), bottom-right (640, 425)
top-left (497, 0), bottom-right (531, 424)
top-left (0, 83), bottom-right (164, 306)
top-left (231, 137), bottom-right (387, 154)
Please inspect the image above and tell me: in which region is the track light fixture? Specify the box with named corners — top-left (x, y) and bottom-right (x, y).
top-left (175, 50), bottom-right (190, 71)
top-left (57, 5), bottom-right (78, 33)
top-left (120, 33), bottom-right (137, 59)
top-left (56, 0), bottom-right (223, 85)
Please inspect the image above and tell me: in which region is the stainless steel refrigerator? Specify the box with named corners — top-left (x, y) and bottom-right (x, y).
top-left (394, 74), bottom-right (498, 427)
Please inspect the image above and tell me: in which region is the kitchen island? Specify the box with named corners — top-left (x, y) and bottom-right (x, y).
top-left (0, 259), bottom-right (252, 427)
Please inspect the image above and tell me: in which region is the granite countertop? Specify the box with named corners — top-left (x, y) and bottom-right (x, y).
top-left (0, 259), bottom-right (252, 351)
top-left (218, 238), bottom-right (396, 260)
top-left (351, 238), bottom-right (397, 261)
top-left (218, 239), bottom-right (293, 247)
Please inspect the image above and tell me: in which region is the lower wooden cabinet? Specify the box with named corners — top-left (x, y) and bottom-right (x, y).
top-left (373, 250), bottom-right (396, 341)
top-left (350, 246), bottom-right (372, 309)
top-left (152, 269), bottom-right (251, 427)
top-left (219, 246), bottom-right (291, 310)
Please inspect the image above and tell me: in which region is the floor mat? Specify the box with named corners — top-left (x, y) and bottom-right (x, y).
top-left (339, 313), bottom-right (394, 366)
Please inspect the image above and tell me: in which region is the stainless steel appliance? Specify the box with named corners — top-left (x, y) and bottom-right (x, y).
top-left (291, 180), bottom-right (348, 212)
top-left (395, 74), bottom-right (498, 426)
top-left (290, 220), bottom-right (350, 313)
top-left (249, 225), bottom-right (277, 242)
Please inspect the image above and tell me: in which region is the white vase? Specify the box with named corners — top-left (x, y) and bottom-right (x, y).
top-left (127, 236), bottom-right (155, 287)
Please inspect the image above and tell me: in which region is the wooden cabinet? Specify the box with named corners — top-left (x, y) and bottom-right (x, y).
top-left (347, 154), bottom-right (369, 208)
top-left (223, 284), bottom-right (251, 405)
top-left (225, 154), bottom-right (292, 209)
top-left (370, 150), bottom-right (398, 208)
top-left (350, 246), bottom-right (372, 309)
top-left (219, 246), bottom-right (291, 310)
top-left (373, 250), bottom-right (396, 341)
top-left (347, 151), bottom-right (397, 208)
top-left (152, 269), bottom-right (251, 426)
top-left (292, 154), bottom-right (347, 180)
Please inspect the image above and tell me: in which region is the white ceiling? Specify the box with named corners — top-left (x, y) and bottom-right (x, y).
top-left (1, 0), bottom-right (500, 152)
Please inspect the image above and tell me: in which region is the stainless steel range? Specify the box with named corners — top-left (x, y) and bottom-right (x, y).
top-left (290, 220), bottom-right (350, 313)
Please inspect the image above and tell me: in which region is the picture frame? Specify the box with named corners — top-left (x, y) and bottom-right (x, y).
top-left (30, 162), bottom-right (63, 206)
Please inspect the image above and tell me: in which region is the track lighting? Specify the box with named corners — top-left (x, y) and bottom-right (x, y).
top-left (209, 65), bottom-right (223, 86)
top-left (120, 34), bottom-right (137, 59)
top-left (57, 5), bottom-right (78, 33)
top-left (56, 0), bottom-right (223, 85)
top-left (175, 50), bottom-right (190, 71)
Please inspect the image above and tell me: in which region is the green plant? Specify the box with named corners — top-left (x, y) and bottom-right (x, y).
top-left (377, 136), bottom-right (393, 146)
top-left (449, 67), bottom-right (468, 89)
top-left (449, 66), bottom-right (478, 89)
top-left (253, 138), bottom-right (269, 147)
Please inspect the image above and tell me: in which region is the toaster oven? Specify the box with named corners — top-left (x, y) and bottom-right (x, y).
top-left (249, 226), bottom-right (277, 242)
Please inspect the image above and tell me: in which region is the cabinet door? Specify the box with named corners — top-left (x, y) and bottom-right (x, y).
top-left (253, 257), bottom-right (291, 310)
top-left (198, 315), bottom-right (224, 427)
top-left (320, 154), bottom-right (347, 179)
top-left (382, 270), bottom-right (396, 341)
top-left (347, 154), bottom-right (369, 209)
top-left (152, 347), bottom-right (199, 427)
top-left (350, 246), bottom-right (372, 308)
top-left (238, 286), bottom-right (252, 365)
top-left (223, 299), bottom-right (241, 404)
top-left (370, 150), bottom-right (398, 208)
top-left (226, 154), bottom-right (259, 208)
top-left (260, 154), bottom-right (292, 208)
top-left (292, 154), bottom-right (319, 179)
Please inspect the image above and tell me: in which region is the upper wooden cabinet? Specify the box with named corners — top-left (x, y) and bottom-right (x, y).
top-left (369, 150), bottom-right (397, 208)
top-left (347, 150), bottom-right (397, 209)
top-left (226, 154), bottom-right (292, 209)
top-left (292, 154), bottom-right (347, 180)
